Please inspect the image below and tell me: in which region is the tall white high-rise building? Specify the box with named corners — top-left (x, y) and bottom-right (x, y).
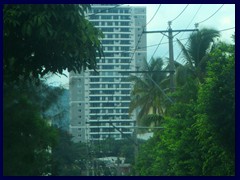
top-left (69, 4), bottom-right (146, 143)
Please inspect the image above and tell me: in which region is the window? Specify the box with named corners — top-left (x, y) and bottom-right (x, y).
top-left (102, 103), bottom-right (115, 107)
top-left (108, 59), bottom-right (113, 63)
top-left (90, 15), bottom-right (99, 19)
top-left (90, 103), bottom-right (100, 107)
top-left (108, 96), bottom-right (113, 101)
top-left (122, 96), bottom-right (130, 100)
top-left (107, 34), bottom-right (113, 38)
top-left (103, 52), bottom-right (114, 57)
top-left (90, 78), bottom-right (100, 82)
top-left (121, 102), bottom-right (130, 107)
top-left (120, 21), bottom-right (129, 26)
top-left (120, 28), bottom-right (130, 32)
top-left (102, 40), bottom-right (114, 44)
top-left (121, 84), bottom-right (130, 88)
top-left (121, 109), bottom-right (129, 113)
top-left (107, 22), bottom-right (113, 26)
top-left (90, 115), bottom-right (98, 120)
top-left (102, 90), bottom-right (114, 94)
top-left (102, 78), bottom-right (114, 82)
top-left (108, 84), bottom-right (113, 88)
top-left (121, 53), bottom-right (130, 57)
top-left (90, 109), bottom-right (100, 113)
top-left (121, 90), bottom-right (130, 94)
top-left (90, 71), bottom-right (99, 76)
top-left (91, 134), bottom-right (100, 138)
top-left (121, 34), bottom-right (130, 38)
top-left (121, 65), bottom-right (130, 69)
top-left (122, 128), bottom-right (130, 132)
top-left (101, 15), bottom-right (112, 19)
top-left (120, 40), bottom-right (130, 44)
top-left (91, 22), bottom-right (99, 26)
top-left (101, 28), bottom-right (114, 32)
top-left (90, 96), bottom-right (100, 101)
top-left (121, 115), bottom-right (129, 119)
top-left (90, 90), bottom-right (100, 95)
top-left (121, 59), bottom-right (130, 63)
top-left (121, 47), bottom-right (130, 51)
top-left (90, 84), bottom-right (100, 88)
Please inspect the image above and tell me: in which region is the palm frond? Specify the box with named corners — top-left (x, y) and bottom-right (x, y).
top-left (177, 38), bottom-right (194, 69)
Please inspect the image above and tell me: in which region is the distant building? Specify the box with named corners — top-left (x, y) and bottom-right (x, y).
top-left (69, 4), bottom-right (146, 143)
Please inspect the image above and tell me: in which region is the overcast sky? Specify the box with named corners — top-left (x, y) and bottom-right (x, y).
top-left (129, 4), bottom-right (235, 61)
top-left (46, 4), bottom-right (235, 88)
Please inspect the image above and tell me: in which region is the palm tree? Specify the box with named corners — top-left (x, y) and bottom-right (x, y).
top-left (176, 28), bottom-right (220, 86)
top-left (129, 57), bottom-right (167, 124)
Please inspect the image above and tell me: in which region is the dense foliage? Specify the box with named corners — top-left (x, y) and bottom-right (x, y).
top-left (3, 80), bottom-right (58, 176)
top-left (4, 4), bottom-right (103, 81)
top-left (3, 4), bottom-right (103, 176)
top-left (135, 34), bottom-right (235, 175)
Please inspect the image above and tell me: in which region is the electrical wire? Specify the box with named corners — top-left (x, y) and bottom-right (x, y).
top-left (162, 4), bottom-right (202, 59)
top-left (170, 4), bottom-right (189, 22)
top-left (145, 4), bottom-right (161, 27)
top-left (196, 4), bottom-right (224, 24)
top-left (137, 37), bottom-right (189, 50)
top-left (175, 26), bottom-right (235, 62)
top-left (130, 4), bottom-right (162, 64)
top-left (149, 34), bottom-right (166, 62)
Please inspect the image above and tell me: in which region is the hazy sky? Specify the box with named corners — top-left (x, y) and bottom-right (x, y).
top-left (46, 4), bottom-right (235, 88)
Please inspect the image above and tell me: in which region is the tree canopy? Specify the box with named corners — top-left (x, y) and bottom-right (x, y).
top-left (135, 37), bottom-right (235, 176)
top-left (4, 4), bottom-right (103, 81)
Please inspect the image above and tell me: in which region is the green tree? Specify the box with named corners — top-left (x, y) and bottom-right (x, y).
top-left (194, 41), bottom-right (235, 175)
top-left (176, 28), bottom-right (220, 86)
top-left (3, 79), bottom-right (66, 176)
top-left (4, 4), bottom-right (103, 81)
top-left (135, 39), bottom-right (235, 176)
top-left (3, 92), bottom-right (57, 176)
top-left (136, 79), bottom-right (202, 176)
top-left (52, 129), bottom-right (89, 176)
top-left (129, 58), bottom-right (167, 121)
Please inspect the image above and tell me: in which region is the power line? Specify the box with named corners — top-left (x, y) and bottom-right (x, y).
top-left (162, 4), bottom-right (202, 59)
top-left (175, 26), bottom-right (235, 62)
top-left (145, 4), bottom-right (161, 27)
top-left (137, 37), bottom-right (189, 50)
top-left (170, 4), bottom-right (189, 22)
top-left (219, 27), bottom-right (235, 32)
top-left (196, 4), bottom-right (224, 25)
top-left (146, 74), bottom-right (174, 104)
top-left (149, 34), bottom-right (165, 61)
top-left (129, 31), bottom-right (144, 62)
top-left (130, 4), bottom-right (163, 63)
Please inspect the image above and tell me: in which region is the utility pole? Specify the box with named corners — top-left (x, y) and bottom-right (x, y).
top-left (143, 22), bottom-right (198, 91)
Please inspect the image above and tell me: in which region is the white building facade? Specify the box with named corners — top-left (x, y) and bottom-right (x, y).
top-left (69, 4), bottom-right (146, 143)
